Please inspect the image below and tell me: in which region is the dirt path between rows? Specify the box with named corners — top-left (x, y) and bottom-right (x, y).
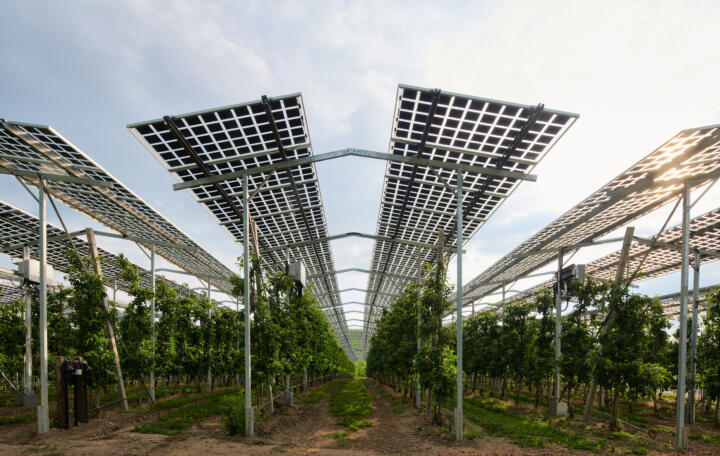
top-left (7, 380), bottom-right (711, 455)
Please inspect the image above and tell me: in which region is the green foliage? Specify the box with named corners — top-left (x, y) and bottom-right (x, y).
top-left (219, 394), bottom-right (245, 435)
top-left (462, 396), bottom-right (603, 450)
top-left (330, 379), bottom-right (373, 430)
top-left (133, 389), bottom-right (237, 435)
top-left (699, 287), bottom-right (720, 405)
top-left (354, 361), bottom-right (366, 379)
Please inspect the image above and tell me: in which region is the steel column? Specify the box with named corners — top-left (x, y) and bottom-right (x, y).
top-left (676, 180), bottom-right (690, 449)
top-left (37, 178), bottom-right (49, 434)
top-left (243, 173), bottom-right (253, 437)
top-left (206, 281), bottom-right (212, 392)
top-left (23, 247), bottom-right (32, 396)
top-left (236, 297), bottom-right (241, 387)
top-left (455, 170), bottom-right (463, 441)
top-left (688, 250), bottom-right (700, 424)
top-left (150, 244), bottom-right (156, 402)
top-left (416, 247), bottom-right (422, 409)
top-left (554, 250), bottom-right (564, 412)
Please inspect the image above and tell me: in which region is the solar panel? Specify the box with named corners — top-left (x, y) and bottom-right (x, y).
top-left (457, 123), bottom-right (720, 310)
top-left (0, 201), bottom-right (200, 299)
top-left (0, 120), bottom-right (233, 294)
top-left (659, 285), bottom-right (717, 315)
top-left (0, 280), bottom-right (23, 304)
top-left (128, 94), bottom-right (355, 358)
top-left (363, 84), bottom-right (579, 350)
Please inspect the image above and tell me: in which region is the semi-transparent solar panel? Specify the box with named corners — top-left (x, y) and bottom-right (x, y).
top-left (458, 124), bottom-right (720, 309)
top-left (0, 201), bottom-right (199, 298)
top-left (128, 94), bottom-right (354, 356)
top-left (0, 121), bottom-right (234, 295)
top-left (363, 85), bottom-right (578, 348)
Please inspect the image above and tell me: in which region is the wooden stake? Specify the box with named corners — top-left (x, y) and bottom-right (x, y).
top-left (85, 228), bottom-right (129, 412)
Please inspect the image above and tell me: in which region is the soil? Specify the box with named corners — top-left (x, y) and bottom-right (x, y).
top-left (0, 380), bottom-right (717, 455)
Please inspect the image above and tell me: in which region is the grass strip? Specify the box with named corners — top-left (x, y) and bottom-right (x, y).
top-left (301, 380), bottom-right (345, 404)
top-left (133, 389), bottom-right (239, 435)
top-left (462, 396), bottom-right (603, 451)
top-left (330, 379), bottom-right (373, 431)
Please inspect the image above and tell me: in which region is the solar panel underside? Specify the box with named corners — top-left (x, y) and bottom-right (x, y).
top-left (488, 207), bottom-right (720, 314)
top-left (459, 123), bottom-right (720, 308)
top-left (0, 281), bottom-right (22, 304)
top-left (363, 84), bottom-right (578, 345)
top-left (0, 121), bottom-right (233, 294)
top-left (0, 201), bottom-right (199, 299)
top-left (127, 94), bottom-right (354, 356)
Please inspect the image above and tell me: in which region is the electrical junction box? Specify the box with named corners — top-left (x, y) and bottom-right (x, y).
top-left (18, 259), bottom-right (54, 285)
top-left (286, 260), bottom-right (306, 287)
top-left (561, 264), bottom-right (585, 283)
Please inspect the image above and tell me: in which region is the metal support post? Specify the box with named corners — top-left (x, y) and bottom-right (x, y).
top-left (150, 244), bottom-right (156, 402)
top-left (37, 179), bottom-right (49, 434)
top-left (235, 297), bottom-right (241, 388)
top-left (243, 174), bottom-right (254, 437)
top-left (688, 250), bottom-right (700, 424)
top-left (22, 246), bottom-right (36, 406)
top-left (553, 249), bottom-right (564, 416)
top-left (455, 170), bottom-right (463, 441)
top-left (206, 281), bottom-right (212, 392)
top-left (416, 247), bottom-right (422, 409)
top-left (676, 180), bottom-right (690, 449)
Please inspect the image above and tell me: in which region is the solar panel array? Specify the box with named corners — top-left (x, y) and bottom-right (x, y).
top-left (127, 94), bottom-right (355, 358)
top-left (589, 208), bottom-right (720, 282)
top-left (363, 85), bottom-right (578, 348)
top-left (0, 201), bottom-right (201, 300)
top-left (659, 285), bottom-right (717, 315)
top-left (479, 207), bottom-right (720, 315)
top-left (457, 124), bottom-right (720, 310)
top-left (0, 121), bottom-right (234, 294)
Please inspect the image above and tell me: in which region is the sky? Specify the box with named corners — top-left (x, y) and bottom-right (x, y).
top-left (2, 0), bottom-right (720, 337)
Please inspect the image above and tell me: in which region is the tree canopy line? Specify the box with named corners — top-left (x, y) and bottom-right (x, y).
top-left (0, 249), bottom-right (354, 408)
top-left (366, 264), bottom-right (720, 429)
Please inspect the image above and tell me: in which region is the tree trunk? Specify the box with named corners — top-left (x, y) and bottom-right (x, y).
top-left (567, 385), bottom-right (574, 418)
top-left (652, 389), bottom-right (659, 418)
top-left (611, 387), bottom-right (620, 430)
top-left (515, 379), bottom-right (521, 406)
top-left (535, 382), bottom-right (541, 408)
top-left (501, 378), bottom-right (506, 400)
top-left (715, 397), bottom-right (719, 428)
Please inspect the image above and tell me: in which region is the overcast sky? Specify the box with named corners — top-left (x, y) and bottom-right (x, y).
top-left (2, 0), bottom-right (720, 330)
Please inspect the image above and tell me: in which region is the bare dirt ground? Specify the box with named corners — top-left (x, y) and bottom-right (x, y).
top-left (0, 380), bottom-right (716, 455)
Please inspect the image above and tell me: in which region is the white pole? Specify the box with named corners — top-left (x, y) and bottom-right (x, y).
top-left (455, 169), bottom-right (463, 441)
top-left (150, 244), bottom-right (156, 402)
top-left (206, 281), bottom-right (212, 392)
top-left (676, 180), bottom-right (690, 449)
top-left (243, 173), bottom-right (253, 436)
top-left (37, 179), bottom-right (49, 434)
top-left (23, 246), bottom-right (33, 400)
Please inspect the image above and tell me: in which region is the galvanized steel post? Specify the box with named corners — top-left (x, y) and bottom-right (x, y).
top-left (416, 247), bottom-right (422, 409)
top-left (37, 178), bottom-right (49, 434)
top-left (455, 169), bottom-right (463, 441)
top-left (150, 244), bottom-right (156, 402)
top-left (554, 249), bottom-right (564, 412)
top-left (676, 180), bottom-right (690, 449)
top-left (688, 250), bottom-right (700, 424)
top-left (243, 173), bottom-right (254, 437)
top-left (207, 280), bottom-right (212, 392)
top-left (23, 246), bottom-right (32, 400)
